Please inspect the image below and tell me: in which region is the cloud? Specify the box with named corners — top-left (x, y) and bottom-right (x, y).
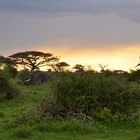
top-left (0, 0), bottom-right (140, 56)
top-left (0, 0), bottom-right (140, 22)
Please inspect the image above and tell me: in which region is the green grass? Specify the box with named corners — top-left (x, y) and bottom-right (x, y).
top-left (0, 125), bottom-right (140, 140)
top-left (0, 81), bottom-right (140, 140)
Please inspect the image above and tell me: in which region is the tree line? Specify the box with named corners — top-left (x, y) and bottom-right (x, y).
top-left (1, 50), bottom-right (140, 74)
top-left (0, 51), bottom-right (91, 72)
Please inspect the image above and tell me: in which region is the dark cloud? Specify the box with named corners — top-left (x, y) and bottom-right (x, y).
top-left (0, 0), bottom-right (140, 56)
top-left (0, 0), bottom-right (140, 21)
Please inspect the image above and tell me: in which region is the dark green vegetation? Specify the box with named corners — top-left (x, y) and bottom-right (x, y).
top-left (0, 73), bottom-right (19, 100)
top-left (0, 51), bottom-right (140, 139)
top-left (44, 72), bottom-right (140, 123)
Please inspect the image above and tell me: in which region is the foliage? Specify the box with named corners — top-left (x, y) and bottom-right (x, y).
top-left (55, 62), bottom-right (70, 72)
top-left (129, 69), bottom-right (140, 83)
top-left (3, 64), bottom-right (17, 78)
top-left (0, 72), bottom-right (19, 100)
top-left (16, 69), bottom-right (30, 83)
top-left (1, 51), bottom-right (140, 139)
top-left (73, 64), bottom-right (85, 72)
top-left (0, 74), bottom-right (140, 140)
top-left (39, 72), bottom-right (140, 122)
top-left (0, 55), bottom-right (5, 66)
top-left (93, 108), bottom-right (126, 124)
top-left (0, 55), bottom-right (15, 66)
top-left (9, 51), bottom-right (59, 71)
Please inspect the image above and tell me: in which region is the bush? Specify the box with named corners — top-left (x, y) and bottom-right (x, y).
top-left (16, 69), bottom-right (30, 84)
top-left (93, 107), bottom-right (125, 123)
top-left (3, 64), bottom-right (17, 78)
top-left (0, 73), bottom-right (19, 100)
top-left (39, 72), bottom-right (140, 122)
top-left (129, 69), bottom-right (140, 83)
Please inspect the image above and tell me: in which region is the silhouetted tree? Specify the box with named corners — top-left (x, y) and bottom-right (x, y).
top-left (9, 51), bottom-right (59, 71)
top-left (55, 62), bottom-right (70, 72)
top-left (99, 64), bottom-right (108, 72)
top-left (73, 64), bottom-right (85, 72)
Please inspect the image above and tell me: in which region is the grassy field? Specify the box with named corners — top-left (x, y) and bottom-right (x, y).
top-left (0, 82), bottom-right (140, 140)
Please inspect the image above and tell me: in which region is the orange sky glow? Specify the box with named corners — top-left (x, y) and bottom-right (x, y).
top-left (35, 42), bottom-right (140, 71)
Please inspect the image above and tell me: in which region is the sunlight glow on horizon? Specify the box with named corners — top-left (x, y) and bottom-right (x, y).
top-left (35, 43), bottom-right (140, 71)
top-left (6, 43), bottom-right (140, 72)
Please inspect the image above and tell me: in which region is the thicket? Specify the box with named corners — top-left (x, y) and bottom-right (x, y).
top-left (39, 72), bottom-right (140, 123)
top-left (16, 69), bottom-right (30, 84)
top-left (0, 72), bottom-right (19, 100)
top-left (129, 69), bottom-right (140, 83)
top-left (3, 64), bottom-right (18, 78)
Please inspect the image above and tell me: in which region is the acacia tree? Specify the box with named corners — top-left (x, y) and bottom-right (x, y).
top-left (73, 64), bottom-right (85, 72)
top-left (55, 62), bottom-right (70, 72)
top-left (9, 51), bottom-right (59, 71)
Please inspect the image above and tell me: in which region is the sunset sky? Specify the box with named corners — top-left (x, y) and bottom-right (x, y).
top-left (0, 0), bottom-right (140, 70)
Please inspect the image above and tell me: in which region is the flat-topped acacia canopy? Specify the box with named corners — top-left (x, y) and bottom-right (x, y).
top-left (9, 51), bottom-right (59, 71)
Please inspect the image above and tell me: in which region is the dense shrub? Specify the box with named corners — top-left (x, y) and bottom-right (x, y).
top-left (3, 64), bottom-right (17, 78)
top-left (39, 72), bottom-right (140, 122)
top-left (16, 69), bottom-right (30, 83)
top-left (129, 69), bottom-right (140, 83)
top-left (0, 73), bottom-right (19, 100)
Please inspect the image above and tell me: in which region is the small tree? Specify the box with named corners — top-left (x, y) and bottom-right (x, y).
top-left (73, 64), bottom-right (85, 72)
top-left (9, 51), bottom-right (59, 71)
top-left (55, 62), bottom-right (70, 72)
top-left (99, 64), bottom-right (108, 72)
